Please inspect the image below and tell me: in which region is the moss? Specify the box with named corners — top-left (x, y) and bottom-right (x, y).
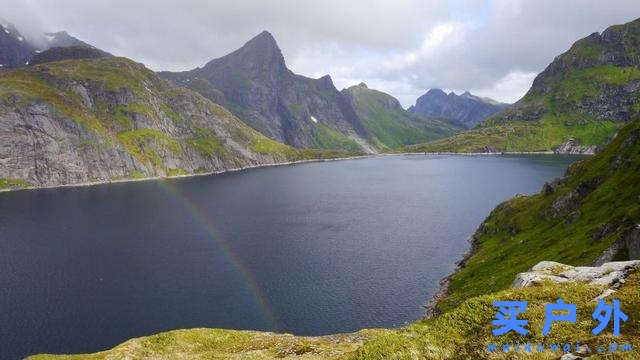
top-left (130, 170), bottom-right (145, 179)
top-left (0, 178), bottom-right (32, 190)
top-left (117, 129), bottom-right (181, 169)
top-left (166, 168), bottom-right (187, 176)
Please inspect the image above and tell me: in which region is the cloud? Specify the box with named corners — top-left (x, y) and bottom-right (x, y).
top-left (3, 0), bottom-right (640, 107)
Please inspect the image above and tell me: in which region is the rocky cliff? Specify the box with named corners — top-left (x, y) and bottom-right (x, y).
top-left (407, 17), bottom-right (640, 153)
top-left (0, 57), bottom-right (359, 190)
top-left (409, 88), bottom-right (509, 128)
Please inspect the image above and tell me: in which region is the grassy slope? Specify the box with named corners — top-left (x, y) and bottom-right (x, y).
top-left (437, 119), bottom-right (640, 313)
top-left (405, 19), bottom-right (640, 153)
top-left (0, 58), bottom-right (361, 188)
top-left (345, 85), bottom-right (463, 150)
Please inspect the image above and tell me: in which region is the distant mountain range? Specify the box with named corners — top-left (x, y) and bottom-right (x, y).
top-left (408, 88), bottom-right (509, 128)
top-left (408, 17), bottom-right (640, 153)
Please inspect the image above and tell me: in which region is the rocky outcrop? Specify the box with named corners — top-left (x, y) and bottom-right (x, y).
top-left (408, 89), bottom-right (509, 128)
top-left (513, 260), bottom-right (640, 291)
top-left (160, 31), bottom-right (373, 152)
top-left (554, 138), bottom-right (597, 154)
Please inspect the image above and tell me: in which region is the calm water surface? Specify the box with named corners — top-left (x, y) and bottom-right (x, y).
top-left (0, 155), bottom-right (581, 359)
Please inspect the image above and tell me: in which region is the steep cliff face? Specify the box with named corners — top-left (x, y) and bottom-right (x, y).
top-left (0, 57), bottom-right (357, 189)
top-left (160, 32), bottom-right (374, 152)
top-left (407, 17), bottom-right (640, 153)
top-left (342, 83), bottom-right (464, 149)
top-left (409, 89), bottom-right (509, 128)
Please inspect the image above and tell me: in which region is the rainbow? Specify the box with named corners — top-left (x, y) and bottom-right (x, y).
top-left (157, 178), bottom-right (278, 331)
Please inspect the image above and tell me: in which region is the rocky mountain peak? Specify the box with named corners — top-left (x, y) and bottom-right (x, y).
top-left (411, 88), bottom-right (509, 127)
top-left (201, 30), bottom-right (287, 77)
top-left (425, 88), bottom-right (446, 97)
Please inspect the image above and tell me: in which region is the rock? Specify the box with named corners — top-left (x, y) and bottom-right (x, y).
top-left (513, 260), bottom-right (640, 288)
top-left (554, 138), bottom-right (597, 154)
top-left (592, 288), bottom-right (616, 301)
top-left (560, 353), bottom-right (587, 360)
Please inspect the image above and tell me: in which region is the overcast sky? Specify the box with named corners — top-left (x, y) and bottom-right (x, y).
top-left (4, 0), bottom-right (640, 107)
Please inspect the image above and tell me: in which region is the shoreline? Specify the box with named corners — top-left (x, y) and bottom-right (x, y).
top-left (391, 150), bottom-right (594, 156)
top-left (0, 151), bottom-right (589, 194)
top-left (0, 154), bottom-right (374, 193)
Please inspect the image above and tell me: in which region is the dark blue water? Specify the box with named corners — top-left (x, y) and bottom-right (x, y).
top-left (0, 155), bottom-right (580, 359)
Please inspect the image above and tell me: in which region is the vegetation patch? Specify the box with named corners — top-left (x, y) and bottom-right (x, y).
top-left (117, 129), bottom-right (181, 169)
top-left (0, 178), bottom-right (32, 190)
top-left (312, 123), bottom-right (362, 152)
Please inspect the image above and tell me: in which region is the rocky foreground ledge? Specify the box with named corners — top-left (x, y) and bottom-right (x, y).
top-left (514, 260), bottom-right (640, 295)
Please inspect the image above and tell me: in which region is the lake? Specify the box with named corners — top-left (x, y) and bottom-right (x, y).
top-left (0, 154), bottom-right (581, 359)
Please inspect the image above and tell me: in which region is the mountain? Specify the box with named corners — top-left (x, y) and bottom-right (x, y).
top-left (408, 17), bottom-right (640, 153)
top-left (0, 57), bottom-right (359, 190)
top-left (160, 31), bottom-right (374, 152)
top-left (0, 22), bottom-right (37, 68)
top-left (0, 20), bottom-right (107, 69)
top-left (342, 83), bottom-right (465, 149)
top-left (408, 88), bottom-right (509, 128)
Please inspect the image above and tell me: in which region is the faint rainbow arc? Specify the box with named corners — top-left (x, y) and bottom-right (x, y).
top-left (157, 179), bottom-right (278, 331)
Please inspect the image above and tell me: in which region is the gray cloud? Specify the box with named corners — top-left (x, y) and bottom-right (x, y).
top-left (3, 0), bottom-right (640, 107)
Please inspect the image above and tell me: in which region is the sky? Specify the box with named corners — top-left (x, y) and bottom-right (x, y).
top-left (4, 0), bottom-right (640, 107)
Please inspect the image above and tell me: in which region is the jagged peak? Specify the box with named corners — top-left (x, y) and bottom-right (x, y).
top-left (425, 88), bottom-right (446, 96)
top-left (357, 82), bottom-right (368, 88)
top-left (317, 74), bottom-right (335, 88)
top-left (244, 30), bottom-right (279, 50)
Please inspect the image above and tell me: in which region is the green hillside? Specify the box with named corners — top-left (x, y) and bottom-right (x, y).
top-left (436, 119), bottom-right (640, 313)
top-left (343, 83), bottom-right (464, 150)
